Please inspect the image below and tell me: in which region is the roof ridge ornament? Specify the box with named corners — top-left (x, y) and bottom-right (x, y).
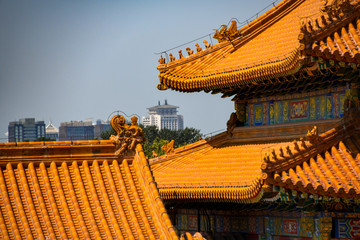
top-left (161, 140), bottom-right (175, 155)
top-left (320, 0), bottom-right (353, 20)
top-left (306, 125), bottom-right (323, 144)
top-left (213, 20), bottom-right (241, 43)
top-left (110, 115), bottom-right (145, 157)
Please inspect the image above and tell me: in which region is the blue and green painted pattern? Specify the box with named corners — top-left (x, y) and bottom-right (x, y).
top-left (245, 87), bottom-right (347, 126)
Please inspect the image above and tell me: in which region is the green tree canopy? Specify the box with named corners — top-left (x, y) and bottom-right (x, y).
top-left (37, 137), bottom-right (56, 141)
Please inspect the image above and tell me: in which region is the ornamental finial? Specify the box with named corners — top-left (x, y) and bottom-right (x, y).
top-left (110, 115), bottom-right (145, 156)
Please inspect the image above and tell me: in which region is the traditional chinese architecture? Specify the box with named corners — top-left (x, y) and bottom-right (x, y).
top-left (154, 0), bottom-right (360, 239)
top-left (0, 115), bottom-right (185, 240)
top-left (0, 0), bottom-right (360, 239)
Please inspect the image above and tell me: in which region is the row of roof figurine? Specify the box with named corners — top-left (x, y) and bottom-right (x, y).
top-left (158, 20), bottom-right (241, 64)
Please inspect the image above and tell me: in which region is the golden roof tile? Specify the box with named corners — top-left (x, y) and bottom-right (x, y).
top-left (156, 0), bottom-right (319, 92)
top-left (264, 116), bottom-right (360, 198)
top-left (151, 113), bottom-right (360, 202)
top-left (156, 0), bottom-right (360, 94)
top-left (0, 142), bottom-right (179, 240)
top-left (151, 139), bottom-right (284, 202)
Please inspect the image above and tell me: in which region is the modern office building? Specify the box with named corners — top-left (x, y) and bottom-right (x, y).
top-left (94, 119), bottom-right (111, 139)
top-left (8, 118), bottom-right (45, 142)
top-left (142, 100), bottom-right (184, 130)
top-left (59, 119), bottom-right (94, 141)
top-left (45, 120), bottom-right (59, 141)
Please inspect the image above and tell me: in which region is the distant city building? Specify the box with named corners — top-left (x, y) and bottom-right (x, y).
top-left (94, 119), bottom-right (111, 139)
top-left (8, 118), bottom-right (46, 142)
top-left (59, 119), bottom-right (94, 141)
top-left (142, 100), bottom-right (184, 130)
top-left (45, 121), bottom-right (59, 141)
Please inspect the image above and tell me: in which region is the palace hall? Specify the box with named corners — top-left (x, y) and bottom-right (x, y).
top-left (0, 0), bottom-right (360, 239)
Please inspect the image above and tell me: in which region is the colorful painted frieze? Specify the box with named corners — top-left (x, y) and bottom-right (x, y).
top-left (254, 104), bottom-right (263, 126)
top-left (282, 219), bottom-right (298, 236)
top-left (289, 99), bottom-right (308, 121)
top-left (246, 87), bottom-right (347, 126)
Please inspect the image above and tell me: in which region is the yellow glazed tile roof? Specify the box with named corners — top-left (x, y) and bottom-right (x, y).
top-left (271, 141), bottom-right (360, 197)
top-left (306, 11), bottom-right (360, 63)
top-left (263, 118), bottom-right (360, 198)
top-left (151, 115), bottom-right (360, 202)
top-left (262, 117), bottom-right (360, 198)
top-left (0, 142), bottom-right (178, 240)
top-left (151, 138), bottom-right (294, 203)
top-left (156, 0), bottom-right (360, 93)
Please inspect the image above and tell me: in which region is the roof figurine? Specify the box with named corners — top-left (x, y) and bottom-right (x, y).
top-left (306, 125), bottom-right (322, 144)
top-left (169, 53), bottom-right (175, 62)
top-left (186, 47), bottom-right (193, 56)
top-left (213, 20), bottom-right (241, 43)
top-left (203, 40), bottom-right (211, 48)
top-left (195, 43), bottom-right (202, 52)
top-left (161, 139), bottom-right (175, 155)
top-left (158, 55), bottom-right (166, 64)
top-left (178, 50), bottom-right (183, 59)
top-left (110, 114), bottom-right (145, 156)
top-left (213, 24), bottom-right (228, 42)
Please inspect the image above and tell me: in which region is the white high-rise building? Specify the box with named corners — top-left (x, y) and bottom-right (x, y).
top-left (142, 100), bottom-right (184, 130)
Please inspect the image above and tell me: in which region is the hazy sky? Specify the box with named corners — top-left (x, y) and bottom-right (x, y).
top-left (0, 0), bottom-right (273, 141)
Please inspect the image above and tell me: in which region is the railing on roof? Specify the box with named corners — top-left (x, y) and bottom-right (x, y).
top-left (155, 0), bottom-right (281, 63)
top-left (107, 110), bottom-right (140, 123)
top-left (203, 129), bottom-right (225, 139)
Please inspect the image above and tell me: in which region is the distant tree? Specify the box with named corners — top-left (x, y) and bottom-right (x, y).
top-left (142, 125), bottom-right (158, 143)
top-left (100, 128), bottom-right (116, 140)
top-left (37, 137), bottom-right (56, 141)
top-left (145, 127), bottom-right (202, 158)
top-left (176, 127), bottom-right (202, 146)
top-left (143, 137), bottom-right (166, 158)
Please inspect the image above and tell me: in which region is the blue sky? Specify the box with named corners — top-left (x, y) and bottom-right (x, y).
top-left (0, 0), bottom-right (274, 141)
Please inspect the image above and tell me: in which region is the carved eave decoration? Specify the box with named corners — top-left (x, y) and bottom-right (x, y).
top-left (110, 115), bottom-right (145, 157)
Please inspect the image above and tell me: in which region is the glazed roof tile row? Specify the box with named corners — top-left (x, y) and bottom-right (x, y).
top-left (309, 17), bottom-right (360, 62)
top-left (156, 0), bottom-right (360, 93)
top-left (151, 117), bottom-right (360, 202)
top-left (270, 141), bottom-right (360, 198)
top-left (151, 143), bottom-right (269, 202)
top-left (150, 134), bottom-right (308, 202)
top-left (0, 143), bottom-right (178, 240)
